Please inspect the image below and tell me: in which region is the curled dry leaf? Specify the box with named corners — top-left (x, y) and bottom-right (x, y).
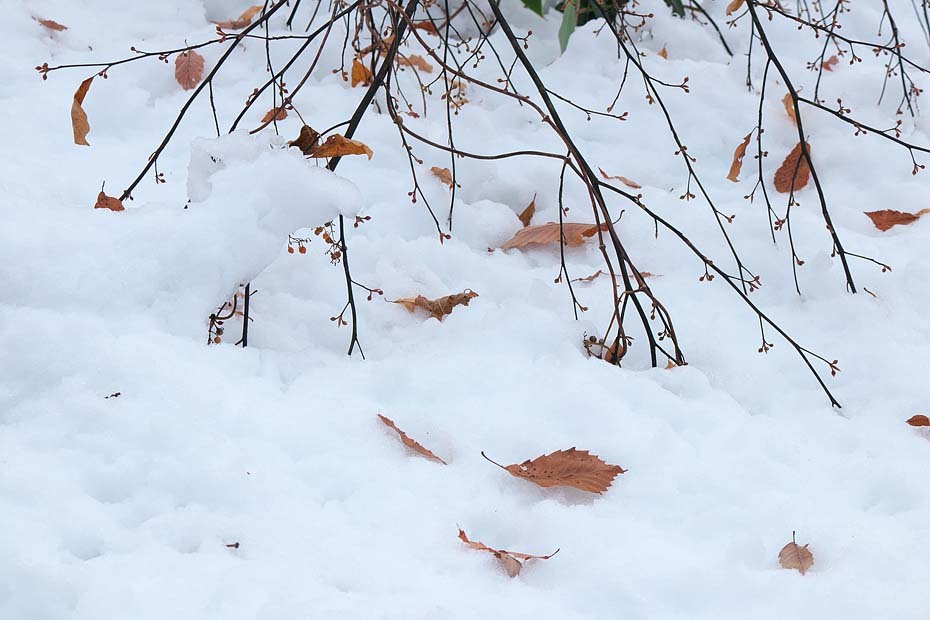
top-left (518, 194), bottom-right (536, 227)
top-left (778, 532), bottom-right (814, 575)
top-left (727, 131), bottom-right (753, 182)
top-left (95, 190), bottom-right (124, 212)
top-left (781, 92), bottom-right (798, 125)
top-left (399, 54), bottom-right (434, 73)
top-left (822, 55), bottom-right (839, 71)
top-left (377, 414), bottom-right (447, 464)
top-left (288, 125), bottom-right (321, 155)
top-left (214, 5), bottom-right (263, 29)
top-left (175, 50), bottom-right (205, 91)
top-left (351, 58), bottom-right (372, 87)
top-left (261, 106), bottom-right (287, 123)
top-left (412, 20), bottom-right (440, 35)
top-left (599, 167), bottom-right (642, 189)
top-left (906, 414), bottom-right (930, 427)
top-left (392, 289), bottom-right (478, 321)
top-left (657, 46), bottom-right (668, 59)
top-left (71, 76), bottom-right (94, 146)
top-left (35, 17), bottom-right (68, 31)
top-left (773, 142), bottom-right (811, 193)
top-left (457, 528), bottom-right (558, 577)
top-left (430, 166), bottom-right (454, 189)
top-left (484, 447), bottom-right (626, 494)
top-left (500, 222), bottom-right (606, 250)
top-left (308, 134), bottom-right (373, 160)
top-left (726, 0), bottom-right (745, 14)
top-left (864, 208), bottom-right (930, 231)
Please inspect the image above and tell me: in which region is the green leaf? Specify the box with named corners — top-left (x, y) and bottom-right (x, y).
top-left (558, 0), bottom-right (577, 53)
top-left (664, 0), bottom-right (685, 16)
top-left (519, 0), bottom-right (544, 16)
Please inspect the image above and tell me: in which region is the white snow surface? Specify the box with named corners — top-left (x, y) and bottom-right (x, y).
top-left (2, 1), bottom-right (930, 618)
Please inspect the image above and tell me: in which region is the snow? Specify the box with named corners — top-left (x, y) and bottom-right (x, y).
top-left (2, 0), bottom-right (930, 618)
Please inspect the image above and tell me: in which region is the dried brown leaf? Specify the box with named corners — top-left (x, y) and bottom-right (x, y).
top-left (430, 166), bottom-right (454, 189)
top-left (35, 17), bottom-right (68, 31)
top-left (500, 222), bottom-right (605, 250)
top-left (351, 58), bottom-right (372, 87)
top-left (822, 55), bottom-right (839, 71)
top-left (392, 289), bottom-right (478, 321)
top-left (261, 106), bottom-right (287, 123)
top-left (377, 414), bottom-right (447, 464)
top-left (288, 125), bottom-right (321, 155)
top-left (598, 167), bottom-right (642, 189)
top-left (726, 0), bottom-right (745, 14)
top-left (727, 131), bottom-right (753, 182)
top-left (175, 50), bottom-right (205, 91)
top-left (399, 54), bottom-right (434, 73)
top-left (782, 92), bottom-right (798, 125)
top-left (486, 447), bottom-right (626, 494)
top-left (71, 76), bottom-right (94, 146)
top-left (308, 134), bottom-right (373, 160)
top-left (457, 528), bottom-right (558, 577)
top-left (518, 194), bottom-right (536, 227)
top-left (412, 20), bottom-right (440, 35)
top-left (864, 208), bottom-right (930, 231)
top-left (906, 414), bottom-right (930, 427)
top-left (657, 46), bottom-right (668, 59)
top-left (94, 190), bottom-right (124, 212)
top-left (773, 142), bottom-right (811, 193)
top-left (214, 5), bottom-right (263, 29)
top-left (778, 533), bottom-right (814, 575)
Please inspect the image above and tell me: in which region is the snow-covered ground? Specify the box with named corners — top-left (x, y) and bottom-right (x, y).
top-left (2, 1), bottom-right (930, 618)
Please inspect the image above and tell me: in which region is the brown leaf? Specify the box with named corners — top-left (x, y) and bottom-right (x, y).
top-left (35, 17), bottom-right (68, 31)
top-left (261, 106), bottom-right (287, 123)
top-left (778, 532), bottom-right (814, 575)
top-left (782, 92), bottom-right (798, 125)
top-left (399, 54), bottom-right (434, 73)
top-left (175, 50), bottom-right (205, 91)
top-left (575, 269), bottom-right (604, 283)
top-left (773, 142), bottom-right (811, 193)
top-left (518, 194), bottom-right (536, 227)
top-left (430, 166), bottom-right (454, 189)
top-left (906, 414), bottom-right (930, 427)
top-left (726, 0), bottom-right (745, 14)
top-left (457, 528), bottom-right (558, 577)
top-left (864, 208), bottom-right (930, 231)
top-left (657, 46), bottom-right (668, 59)
top-left (94, 190), bottom-right (124, 212)
top-left (308, 134), bottom-right (373, 160)
top-left (500, 222), bottom-right (605, 250)
top-left (214, 5), bottom-right (263, 29)
top-left (485, 447), bottom-right (626, 494)
top-left (727, 131), bottom-right (753, 183)
top-left (822, 55), bottom-right (839, 71)
top-left (412, 20), bottom-right (440, 35)
top-left (377, 414), bottom-right (447, 464)
top-left (71, 76), bottom-right (94, 146)
top-left (392, 289), bottom-right (478, 321)
top-left (288, 125), bottom-right (321, 155)
top-left (598, 167), bottom-right (642, 189)
top-left (351, 58), bottom-right (372, 87)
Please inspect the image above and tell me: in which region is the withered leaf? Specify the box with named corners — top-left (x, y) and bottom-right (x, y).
top-left (35, 17), bottom-right (68, 31)
top-left (778, 533), bottom-right (814, 575)
top-left (782, 92), bottom-right (798, 125)
top-left (399, 54), bottom-right (434, 73)
top-left (822, 55), bottom-right (839, 71)
top-left (307, 134), bottom-right (373, 160)
top-left (288, 125), bottom-right (321, 155)
top-left (906, 414), bottom-right (930, 427)
top-left (351, 58), bottom-right (372, 87)
top-left (457, 528), bottom-right (558, 577)
top-left (518, 194), bottom-right (536, 227)
top-left (412, 20), bottom-right (440, 35)
top-left (175, 50), bottom-right (205, 91)
top-left (214, 5), bottom-right (263, 29)
top-left (657, 46), bottom-right (668, 59)
top-left (261, 106), bottom-right (287, 123)
top-left (727, 131), bottom-right (753, 183)
top-left (599, 167), bottom-right (642, 189)
top-left (71, 76), bottom-right (94, 146)
top-left (864, 208), bottom-right (930, 231)
top-left (773, 142), bottom-right (812, 193)
top-left (95, 190), bottom-right (124, 212)
top-left (726, 0), bottom-right (745, 14)
top-left (485, 447), bottom-right (626, 494)
top-left (392, 289), bottom-right (478, 320)
top-left (377, 414), bottom-right (447, 464)
top-left (501, 222), bottom-right (605, 250)
top-left (430, 166), bottom-right (454, 189)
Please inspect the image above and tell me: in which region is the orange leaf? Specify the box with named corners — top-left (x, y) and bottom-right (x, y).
top-left (392, 289), bottom-right (478, 320)
top-left (864, 208), bottom-right (930, 231)
top-left (484, 447), bottom-right (626, 494)
top-left (288, 125), bottom-right (321, 155)
top-left (727, 131), bottom-right (753, 182)
top-left (457, 528), bottom-right (558, 577)
top-left (726, 0), bottom-right (745, 14)
top-left (398, 54), bottom-right (433, 73)
top-left (412, 20), bottom-right (440, 35)
top-left (773, 142), bottom-right (811, 193)
top-left (307, 134), bottom-right (373, 160)
top-left (377, 414), bottom-right (447, 464)
top-left (214, 5), bottom-right (263, 29)
top-left (430, 166), bottom-right (454, 189)
top-left (71, 76), bottom-right (94, 146)
top-left (261, 106), bottom-right (287, 123)
top-left (500, 222), bottom-right (605, 250)
top-left (351, 58), bottom-right (372, 87)
top-left (518, 194), bottom-right (536, 227)
top-left (657, 46), bottom-right (668, 59)
top-left (822, 55), bottom-right (839, 71)
top-left (598, 167), bottom-right (642, 189)
top-left (34, 17), bottom-right (68, 31)
top-left (175, 50), bottom-right (205, 91)
top-left (782, 92), bottom-right (797, 125)
top-left (907, 414), bottom-right (930, 427)
top-left (94, 190), bottom-right (124, 212)
top-left (778, 532), bottom-right (814, 575)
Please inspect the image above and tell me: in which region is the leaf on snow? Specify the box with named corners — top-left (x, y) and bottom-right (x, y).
top-left (214, 5), bottom-right (263, 29)
top-left (778, 532), bottom-right (814, 575)
top-left (781, 92), bottom-right (797, 125)
top-left (726, 0), bottom-right (745, 15)
top-left (906, 414), bottom-right (930, 427)
top-left (377, 414), bottom-right (447, 464)
top-left (261, 106), bottom-right (287, 123)
top-left (175, 50), bottom-right (205, 91)
top-left (727, 131), bottom-right (753, 182)
top-left (392, 289), bottom-right (478, 321)
top-left (71, 76), bottom-right (94, 146)
top-left (773, 142), bottom-right (811, 193)
top-left (500, 222), bottom-right (606, 250)
top-left (657, 45), bottom-right (668, 59)
top-left (351, 58), bottom-right (372, 87)
top-left (95, 190), bottom-right (124, 212)
top-left (864, 208), bottom-right (930, 231)
top-left (518, 194), bottom-right (536, 227)
top-left (599, 167), bottom-right (642, 189)
top-left (34, 17), bottom-right (68, 31)
top-left (484, 447), bottom-right (626, 494)
top-left (430, 166), bottom-right (454, 189)
top-left (822, 55), bottom-right (839, 71)
top-left (457, 528), bottom-right (558, 577)
top-left (288, 125), bottom-right (321, 155)
top-left (399, 54), bottom-right (434, 73)
top-left (307, 134), bottom-right (373, 160)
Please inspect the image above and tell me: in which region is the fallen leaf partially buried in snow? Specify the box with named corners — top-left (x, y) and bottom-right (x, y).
top-left (518, 194), bottom-right (536, 227)
top-left (351, 58), bottom-right (372, 87)
top-left (392, 289), bottom-right (478, 320)
top-left (864, 208), bottom-right (930, 231)
top-left (484, 447), bottom-right (626, 494)
top-left (94, 190), bottom-right (124, 212)
top-left (35, 17), bottom-right (68, 31)
top-left (773, 142), bottom-right (811, 193)
top-left (782, 92), bottom-right (798, 125)
top-left (906, 414), bottom-right (930, 427)
top-left (71, 76), bottom-right (94, 146)
top-left (399, 54), bottom-right (433, 73)
top-left (727, 131), bottom-right (753, 182)
top-left (457, 528), bottom-right (558, 577)
top-left (599, 167), bottom-right (642, 189)
top-left (307, 134), bottom-right (373, 160)
top-left (822, 55), bottom-right (839, 71)
top-left (377, 414), bottom-right (447, 464)
top-left (500, 222), bottom-right (605, 250)
top-left (778, 532), bottom-right (814, 575)
top-left (430, 166), bottom-right (454, 189)
top-left (214, 5), bottom-right (263, 29)
top-left (175, 50), bottom-right (205, 91)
